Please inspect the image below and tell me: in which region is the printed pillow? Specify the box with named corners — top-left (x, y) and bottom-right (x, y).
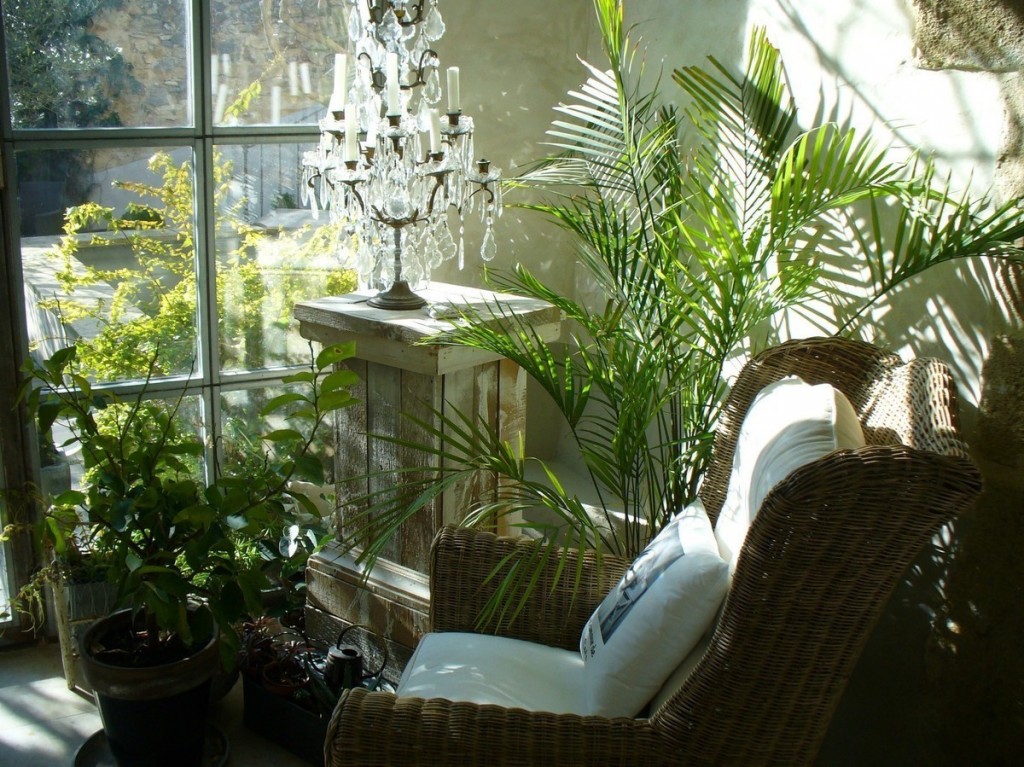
top-left (579, 500), bottom-right (729, 718)
top-left (714, 376), bottom-right (865, 570)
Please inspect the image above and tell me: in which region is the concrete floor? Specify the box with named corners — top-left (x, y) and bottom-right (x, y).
top-left (0, 640), bottom-right (313, 766)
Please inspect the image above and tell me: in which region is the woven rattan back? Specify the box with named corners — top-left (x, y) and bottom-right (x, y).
top-left (651, 336), bottom-right (983, 765)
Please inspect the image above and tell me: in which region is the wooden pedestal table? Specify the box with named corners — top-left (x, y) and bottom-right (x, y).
top-left (294, 283), bottom-right (560, 660)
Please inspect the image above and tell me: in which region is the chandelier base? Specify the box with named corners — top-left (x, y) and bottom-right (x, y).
top-left (366, 280), bottom-right (428, 311)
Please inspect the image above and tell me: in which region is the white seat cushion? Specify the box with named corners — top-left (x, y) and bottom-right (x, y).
top-left (396, 631), bottom-right (588, 715)
top-left (579, 500), bottom-right (729, 718)
top-left (714, 376), bottom-right (865, 571)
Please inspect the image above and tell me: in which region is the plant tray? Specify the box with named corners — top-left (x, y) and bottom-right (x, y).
top-left (242, 675), bottom-right (328, 767)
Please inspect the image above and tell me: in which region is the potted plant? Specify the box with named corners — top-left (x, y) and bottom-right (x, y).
top-left (1, 434), bottom-right (119, 693)
top-left (237, 619), bottom-right (389, 766)
top-left (16, 340), bottom-right (358, 766)
top-left (237, 620), bottom-right (336, 765)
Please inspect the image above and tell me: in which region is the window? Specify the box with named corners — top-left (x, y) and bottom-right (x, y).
top-left (0, 0), bottom-right (353, 624)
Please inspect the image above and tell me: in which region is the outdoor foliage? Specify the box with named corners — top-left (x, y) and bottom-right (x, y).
top-left (346, 0), bottom-right (1024, 625)
top-left (42, 149), bottom-right (356, 382)
top-left (2, 0), bottom-right (134, 129)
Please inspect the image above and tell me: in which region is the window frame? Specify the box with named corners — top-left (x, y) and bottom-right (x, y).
top-left (0, 0), bottom-right (332, 634)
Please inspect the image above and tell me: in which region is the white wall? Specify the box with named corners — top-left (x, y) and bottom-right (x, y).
top-left (429, 0), bottom-right (598, 299)
top-left (623, 0), bottom-right (1019, 408)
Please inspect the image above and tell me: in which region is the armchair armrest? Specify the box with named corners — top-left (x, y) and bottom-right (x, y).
top-left (429, 526), bottom-right (630, 650)
top-left (325, 688), bottom-right (663, 767)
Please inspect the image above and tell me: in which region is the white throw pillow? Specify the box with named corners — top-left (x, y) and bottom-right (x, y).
top-left (714, 376), bottom-right (865, 571)
top-left (579, 500), bottom-right (729, 718)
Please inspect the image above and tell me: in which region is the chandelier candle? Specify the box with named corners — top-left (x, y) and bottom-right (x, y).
top-left (446, 66), bottom-right (460, 114)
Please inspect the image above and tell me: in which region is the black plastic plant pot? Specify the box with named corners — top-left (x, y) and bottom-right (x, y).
top-left (80, 609), bottom-right (221, 767)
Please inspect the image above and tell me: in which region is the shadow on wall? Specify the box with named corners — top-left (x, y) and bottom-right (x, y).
top-left (759, 3), bottom-right (1024, 762)
top-left (818, 335), bottom-right (1024, 766)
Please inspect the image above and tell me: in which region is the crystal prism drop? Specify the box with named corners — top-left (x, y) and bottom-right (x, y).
top-left (424, 6), bottom-right (446, 41)
top-left (381, 9), bottom-right (401, 43)
top-left (348, 6), bottom-right (363, 40)
top-left (437, 220), bottom-right (458, 262)
top-left (480, 217), bottom-right (497, 261)
top-left (424, 68), bottom-right (442, 104)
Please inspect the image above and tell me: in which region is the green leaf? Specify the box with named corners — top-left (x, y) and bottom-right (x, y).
top-left (51, 489), bottom-right (86, 507)
top-left (321, 368), bottom-right (360, 393)
top-left (281, 370), bottom-right (316, 385)
top-left (290, 490), bottom-right (324, 519)
top-left (316, 341), bottom-right (357, 371)
top-left (263, 428), bottom-right (304, 443)
top-left (45, 346), bottom-right (77, 373)
top-left (260, 392), bottom-right (308, 416)
top-left (36, 400), bottom-right (65, 435)
top-left (43, 516), bottom-right (67, 556)
top-left (318, 390), bottom-right (357, 413)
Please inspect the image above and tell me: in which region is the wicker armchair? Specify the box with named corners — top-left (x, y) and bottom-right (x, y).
top-left (324, 337), bottom-right (983, 766)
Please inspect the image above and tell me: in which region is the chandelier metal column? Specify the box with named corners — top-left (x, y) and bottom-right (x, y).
top-left (301, 0), bottom-right (503, 310)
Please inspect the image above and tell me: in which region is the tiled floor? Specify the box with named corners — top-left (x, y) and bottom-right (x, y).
top-left (0, 641), bottom-right (313, 766)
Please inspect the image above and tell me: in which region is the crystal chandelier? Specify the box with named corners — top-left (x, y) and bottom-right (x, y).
top-left (301, 0), bottom-right (503, 310)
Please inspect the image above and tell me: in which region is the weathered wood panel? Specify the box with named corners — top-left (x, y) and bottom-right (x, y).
top-left (366, 361), bottom-right (402, 562)
top-left (297, 284), bottom-right (560, 643)
top-left (398, 368), bottom-right (441, 573)
top-left (335, 358), bottom-right (368, 543)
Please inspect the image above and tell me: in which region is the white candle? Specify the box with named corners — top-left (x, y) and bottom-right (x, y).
top-left (221, 53), bottom-right (232, 78)
top-left (271, 85), bottom-right (282, 124)
top-left (344, 103), bottom-right (359, 162)
top-left (446, 66), bottom-right (460, 113)
top-left (365, 115), bottom-right (378, 149)
top-left (327, 92), bottom-right (344, 118)
top-left (386, 52), bottom-right (401, 117)
top-left (211, 54), bottom-right (219, 89)
top-left (299, 62), bottom-right (312, 95)
top-left (428, 108), bottom-right (441, 153)
top-left (288, 61), bottom-right (299, 96)
top-left (332, 53), bottom-right (348, 101)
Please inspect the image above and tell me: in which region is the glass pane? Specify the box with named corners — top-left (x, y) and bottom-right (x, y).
top-left (211, 0), bottom-right (347, 126)
top-left (18, 145), bottom-right (199, 382)
top-left (41, 394), bottom-right (204, 562)
top-left (49, 394), bottom-right (205, 494)
top-left (219, 381), bottom-right (336, 508)
top-left (1, 0), bottom-right (192, 130)
top-left (215, 142), bottom-right (356, 372)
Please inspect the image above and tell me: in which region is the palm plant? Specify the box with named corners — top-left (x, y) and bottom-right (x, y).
top-left (348, 0), bottom-right (1024, 621)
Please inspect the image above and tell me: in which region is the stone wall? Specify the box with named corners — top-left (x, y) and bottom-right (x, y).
top-left (90, 0), bottom-right (191, 129)
top-left (89, 0), bottom-right (347, 129)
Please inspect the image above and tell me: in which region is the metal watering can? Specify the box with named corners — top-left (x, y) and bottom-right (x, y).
top-left (323, 624), bottom-right (389, 693)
